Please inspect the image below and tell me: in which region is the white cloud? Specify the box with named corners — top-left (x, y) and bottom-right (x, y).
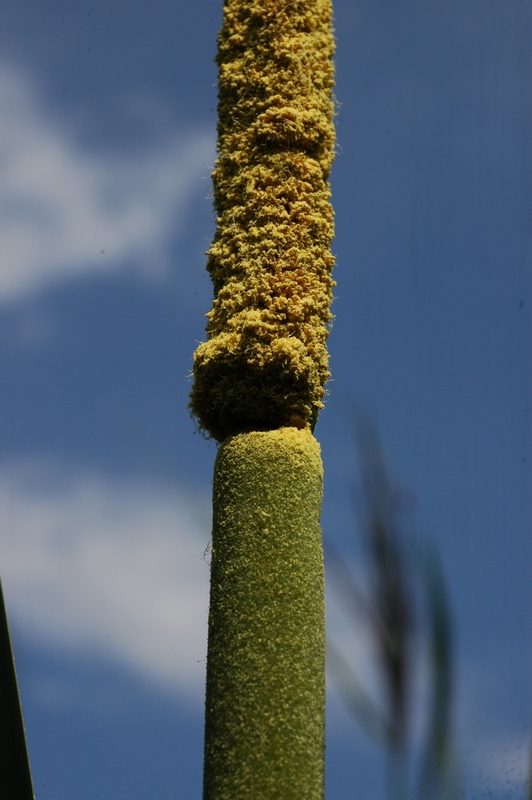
top-left (0, 62), bottom-right (215, 301)
top-left (0, 458), bottom-right (211, 705)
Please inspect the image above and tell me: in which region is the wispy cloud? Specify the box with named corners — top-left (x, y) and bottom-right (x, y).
top-left (0, 458), bottom-right (211, 705)
top-left (0, 62), bottom-right (214, 301)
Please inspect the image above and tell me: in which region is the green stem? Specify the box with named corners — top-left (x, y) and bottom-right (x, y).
top-left (203, 428), bottom-right (325, 800)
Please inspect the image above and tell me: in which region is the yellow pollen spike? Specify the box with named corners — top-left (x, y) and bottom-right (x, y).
top-left (190, 0), bottom-right (336, 442)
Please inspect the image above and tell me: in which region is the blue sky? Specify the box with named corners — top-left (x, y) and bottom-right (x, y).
top-left (0, 1), bottom-right (530, 798)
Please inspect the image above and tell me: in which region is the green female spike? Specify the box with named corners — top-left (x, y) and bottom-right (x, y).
top-left (190, 1), bottom-right (335, 797)
top-left (204, 428), bottom-right (325, 799)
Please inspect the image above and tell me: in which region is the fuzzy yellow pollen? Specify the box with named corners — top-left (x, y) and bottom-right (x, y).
top-left (190, 0), bottom-right (336, 442)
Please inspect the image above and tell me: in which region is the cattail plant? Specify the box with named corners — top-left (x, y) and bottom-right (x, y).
top-left (190, 0), bottom-right (335, 797)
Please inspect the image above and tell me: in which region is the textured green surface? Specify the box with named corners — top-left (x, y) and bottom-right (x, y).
top-left (203, 428), bottom-right (325, 800)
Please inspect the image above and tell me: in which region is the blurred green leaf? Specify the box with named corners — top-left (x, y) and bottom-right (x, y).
top-left (0, 579), bottom-right (34, 800)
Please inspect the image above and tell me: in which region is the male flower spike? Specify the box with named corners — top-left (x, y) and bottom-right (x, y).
top-left (190, 0), bottom-right (335, 441)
